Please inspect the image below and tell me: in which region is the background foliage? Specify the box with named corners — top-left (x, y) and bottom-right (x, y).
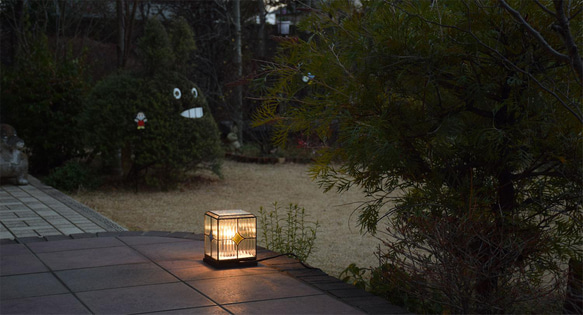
top-left (0, 0), bottom-right (286, 181)
top-left (1, 33), bottom-right (90, 174)
top-left (256, 0), bottom-right (582, 313)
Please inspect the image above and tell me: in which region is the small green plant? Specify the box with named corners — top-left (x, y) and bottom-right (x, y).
top-left (258, 202), bottom-right (319, 262)
top-left (340, 250), bottom-right (443, 314)
top-left (44, 161), bottom-right (101, 192)
top-left (339, 263), bottom-right (368, 290)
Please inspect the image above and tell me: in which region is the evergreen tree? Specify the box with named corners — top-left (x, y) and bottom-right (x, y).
top-left (256, 0), bottom-right (582, 312)
top-left (137, 18), bottom-right (175, 75)
top-left (85, 18), bottom-right (223, 188)
top-left (1, 33), bottom-right (90, 174)
top-left (169, 16), bottom-right (197, 74)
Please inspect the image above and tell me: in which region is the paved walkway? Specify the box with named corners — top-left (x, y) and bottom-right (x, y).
top-left (0, 176), bottom-right (125, 239)
top-left (0, 178), bottom-right (409, 314)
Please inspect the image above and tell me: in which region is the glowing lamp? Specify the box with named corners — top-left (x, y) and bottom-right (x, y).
top-left (204, 210), bottom-right (257, 267)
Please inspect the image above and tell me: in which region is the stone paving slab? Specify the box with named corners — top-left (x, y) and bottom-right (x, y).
top-left (0, 233), bottom-right (411, 314)
top-left (0, 294), bottom-right (92, 314)
top-left (0, 176), bottom-right (125, 239)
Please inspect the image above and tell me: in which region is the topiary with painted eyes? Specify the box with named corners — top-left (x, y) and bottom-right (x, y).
top-left (83, 18), bottom-right (222, 188)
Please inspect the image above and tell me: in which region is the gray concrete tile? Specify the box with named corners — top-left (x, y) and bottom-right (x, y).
top-left (7, 204), bottom-right (28, 211)
top-left (69, 219), bottom-right (92, 224)
top-left (37, 246), bottom-right (148, 270)
top-left (132, 241), bottom-right (205, 262)
top-left (189, 273), bottom-right (322, 305)
top-left (77, 283), bottom-right (214, 314)
top-left (34, 210), bottom-right (59, 216)
top-left (0, 202), bottom-right (20, 207)
top-left (6, 193), bottom-right (27, 198)
top-left (16, 211), bottom-right (44, 223)
top-left (3, 220), bottom-right (27, 228)
top-left (56, 263), bottom-right (178, 292)
top-left (0, 294), bottom-right (91, 314)
top-left (42, 216), bottom-right (67, 221)
top-left (81, 227), bottom-right (107, 233)
top-left (16, 212), bottom-right (40, 219)
top-left (68, 219), bottom-right (92, 224)
top-left (10, 226), bottom-right (44, 232)
top-left (19, 197), bottom-right (38, 203)
top-left (28, 203), bottom-right (49, 209)
top-left (0, 272), bottom-right (69, 300)
top-left (13, 231), bottom-right (40, 238)
top-left (0, 231), bottom-right (14, 239)
top-left (27, 237), bottom-right (126, 253)
top-left (75, 222), bottom-right (101, 227)
top-left (46, 203), bottom-right (66, 208)
top-left (24, 219), bottom-right (49, 226)
top-left (224, 295), bottom-right (364, 314)
top-left (22, 204), bottom-right (47, 211)
top-left (50, 221), bottom-right (74, 226)
top-left (57, 227), bottom-right (84, 235)
top-left (34, 228), bottom-right (60, 235)
top-left (0, 213), bottom-right (18, 219)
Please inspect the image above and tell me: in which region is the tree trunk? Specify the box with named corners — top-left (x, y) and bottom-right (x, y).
top-left (257, 0), bottom-right (266, 59)
top-left (475, 170), bottom-right (516, 313)
top-left (123, 0), bottom-right (138, 68)
top-left (234, 0), bottom-right (244, 144)
top-left (116, 0), bottom-right (125, 69)
top-left (114, 0), bottom-right (127, 177)
top-left (563, 258), bottom-right (583, 314)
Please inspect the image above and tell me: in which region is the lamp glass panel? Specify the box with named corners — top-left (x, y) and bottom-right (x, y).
top-left (237, 217), bottom-right (256, 238)
top-left (204, 210), bottom-right (256, 262)
top-left (238, 239), bottom-right (256, 258)
top-left (218, 218), bottom-right (238, 259)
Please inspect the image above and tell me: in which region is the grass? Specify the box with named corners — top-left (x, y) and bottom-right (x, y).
top-left (71, 160), bottom-right (383, 278)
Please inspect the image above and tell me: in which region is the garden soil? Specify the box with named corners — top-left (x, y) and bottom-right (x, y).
top-left (71, 160), bottom-right (387, 278)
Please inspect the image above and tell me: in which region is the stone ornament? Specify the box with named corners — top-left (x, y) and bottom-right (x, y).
top-left (0, 124), bottom-right (29, 185)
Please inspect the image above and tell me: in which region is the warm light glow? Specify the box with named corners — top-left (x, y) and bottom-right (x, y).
top-left (204, 210), bottom-right (257, 265)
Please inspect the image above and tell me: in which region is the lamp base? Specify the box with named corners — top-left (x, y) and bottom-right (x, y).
top-left (203, 257), bottom-right (258, 269)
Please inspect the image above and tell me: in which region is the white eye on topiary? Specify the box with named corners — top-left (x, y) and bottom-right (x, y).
top-left (191, 87), bottom-right (198, 98)
top-left (173, 88), bottom-right (182, 99)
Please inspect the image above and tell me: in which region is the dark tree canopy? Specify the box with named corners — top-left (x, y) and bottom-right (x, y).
top-left (257, 0), bottom-right (582, 312)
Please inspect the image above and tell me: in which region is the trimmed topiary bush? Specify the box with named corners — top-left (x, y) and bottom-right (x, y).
top-left (83, 18), bottom-right (223, 188)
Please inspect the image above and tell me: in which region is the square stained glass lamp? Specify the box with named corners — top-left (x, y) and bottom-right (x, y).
top-left (204, 210), bottom-right (257, 267)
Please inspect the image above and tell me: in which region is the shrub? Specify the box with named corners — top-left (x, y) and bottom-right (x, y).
top-left (82, 19), bottom-right (223, 188)
top-left (258, 202), bottom-right (319, 262)
top-left (43, 161), bottom-right (101, 193)
top-left (1, 34), bottom-right (90, 174)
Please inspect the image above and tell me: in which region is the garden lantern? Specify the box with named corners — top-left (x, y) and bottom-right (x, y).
top-left (278, 20), bottom-right (290, 35)
top-left (204, 210), bottom-right (257, 267)
top-left (277, 7), bottom-right (290, 35)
